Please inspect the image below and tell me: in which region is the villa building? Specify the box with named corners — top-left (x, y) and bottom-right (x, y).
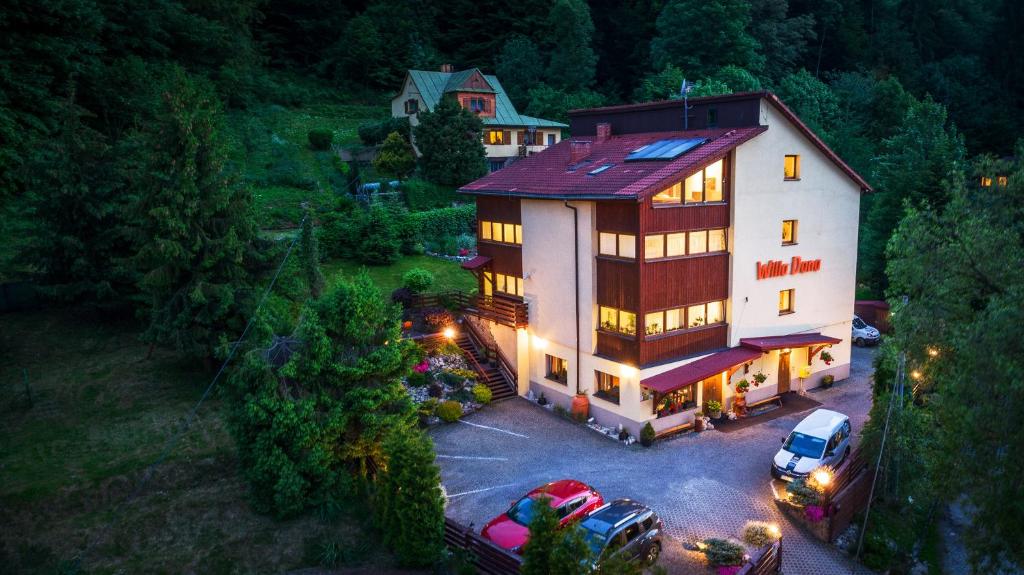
top-left (392, 65), bottom-right (567, 172)
top-left (456, 91), bottom-right (872, 437)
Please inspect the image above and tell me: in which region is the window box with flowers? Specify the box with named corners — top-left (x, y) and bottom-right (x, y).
top-left (819, 350), bottom-right (834, 366)
top-left (752, 372), bottom-right (767, 387)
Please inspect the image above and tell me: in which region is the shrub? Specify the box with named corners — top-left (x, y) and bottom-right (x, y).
top-left (785, 477), bottom-right (819, 506)
top-left (403, 178), bottom-right (458, 211)
top-left (358, 116), bottom-right (411, 146)
top-left (391, 287), bottom-right (414, 308)
top-left (742, 521), bottom-right (781, 547)
top-left (376, 428), bottom-right (445, 566)
top-left (640, 422), bottom-right (656, 447)
top-left (407, 204), bottom-right (476, 241)
top-left (402, 268), bottom-right (435, 293)
top-left (308, 129), bottom-right (334, 150)
top-left (428, 383), bottom-right (444, 398)
top-left (449, 368), bottom-right (477, 382)
top-left (440, 370), bottom-right (467, 387)
top-left (472, 384), bottom-right (492, 404)
top-left (373, 131), bottom-right (416, 179)
top-left (436, 400), bottom-right (464, 422)
top-left (821, 374), bottom-right (835, 387)
top-left (418, 398), bottom-right (439, 424)
top-left (424, 308), bottom-right (456, 330)
top-left (407, 371), bottom-right (429, 387)
top-left (433, 340), bottom-right (463, 357)
top-left (702, 538), bottom-right (745, 567)
top-left (359, 202), bottom-right (403, 265)
top-left (553, 404), bottom-right (569, 418)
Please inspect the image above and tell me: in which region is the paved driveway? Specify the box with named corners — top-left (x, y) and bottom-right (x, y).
top-left (431, 346), bottom-right (877, 574)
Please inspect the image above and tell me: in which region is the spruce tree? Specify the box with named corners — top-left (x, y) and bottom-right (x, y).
top-left (299, 205), bottom-right (324, 298)
top-left (376, 427), bottom-right (446, 567)
top-left (373, 131), bottom-right (416, 179)
top-left (549, 525), bottom-right (594, 575)
top-left (545, 0), bottom-right (598, 91)
top-left (127, 67), bottom-right (259, 362)
top-left (521, 495), bottom-right (560, 575)
top-left (413, 97), bottom-right (486, 187)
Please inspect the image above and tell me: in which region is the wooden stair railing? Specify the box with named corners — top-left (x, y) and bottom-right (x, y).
top-left (462, 319), bottom-right (518, 401)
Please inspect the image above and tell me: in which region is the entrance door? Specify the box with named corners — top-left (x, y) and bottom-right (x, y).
top-left (702, 375), bottom-right (722, 406)
top-left (778, 352), bottom-right (791, 394)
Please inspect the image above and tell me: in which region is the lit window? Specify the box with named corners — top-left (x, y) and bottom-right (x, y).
top-left (618, 234), bottom-right (636, 258)
top-left (784, 155), bottom-right (801, 180)
top-left (779, 289), bottom-right (794, 314)
top-left (546, 355), bottom-right (568, 384)
top-left (665, 308), bottom-right (682, 331)
top-left (707, 301), bottom-right (724, 324)
top-left (480, 220), bottom-right (492, 240)
top-left (515, 224), bottom-right (523, 244)
top-left (998, 176), bottom-right (1008, 186)
top-left (483, 271), bottom-right (493, 297)
top-left (619, 311), bottom-right (637, 336)
top-left (495, 273), bottom-right (506, 293)
top-left (600, 306), bottom-right (618, 331)
top-left (704, 160), bottom-right (723, 202)
top-left (599, 232), bottom-right (617, 255)
top-left (653, 182), bottom-right (682, 204)
top-left (504, 223), bottom-right (515, 243)
top-left (645, 311), bottom-right (664, 336)
top-left (688, 230), bottom-right (708, 254)
top-left (644, 235), bottom-right (664, 260)
top-left (516, 277), bottom-right (524, 297)
top-left (708, 229), bottom-right (727, 252)
top-left (667, 233), bottom-right (686, 257)
top-left (491, 221), bottom-right (503, 242)
top-left (782, 220), bottom-right (797, 245)
top-left (595, 371), bottom-right (621, 404)
top-left (980, 177), bottom-right (992, 187)
top-left (487, 129), bottom-right (509, 144)
top-left (688, 304), bottom-right (706, 327)
top-left (684, 171), bottom-right (703, 203)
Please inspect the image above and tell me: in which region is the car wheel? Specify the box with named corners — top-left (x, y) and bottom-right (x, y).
top-left (645, 543), bottom-right (661, 566)
top-left (855, 337), bottom-right (865, 347)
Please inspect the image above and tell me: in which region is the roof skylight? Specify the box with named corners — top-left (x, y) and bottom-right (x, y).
top-left (625, 138), bottom-right (706, 161)
top-left (588, 164), bottom-right (614, 176)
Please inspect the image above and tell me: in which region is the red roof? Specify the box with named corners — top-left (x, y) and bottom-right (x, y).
top-left (641, 347), bottom-right (761, 394)
top-left (459, 127), bottom-right (765, 200)
top-left (460, 255), bottom-right (491, 270)
top-left (739, 333), bottom-right (842, 352)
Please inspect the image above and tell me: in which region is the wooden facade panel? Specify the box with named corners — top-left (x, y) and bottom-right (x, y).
top-left (477, 196), bottom-right (521, 223)
top-left (569, 98), bottom-right (760, 136)
top-left (596, 332), bottom-right (639, 366)
top-left (596, 201), bottom-right (639, 233)
top-left (596, 258), bottom-right (639, 310)
top-left (640, 325), bottom-right (728, 366)
top-left (641, 253), bottom-right (730, 311)
top-left (477, 242), bottom-right (523, 277)
top-left (642, 203), bottom-right (730, 233)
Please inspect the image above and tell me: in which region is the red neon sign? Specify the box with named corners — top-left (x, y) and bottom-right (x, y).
top-left (756, 256), bottom-right (821, 280)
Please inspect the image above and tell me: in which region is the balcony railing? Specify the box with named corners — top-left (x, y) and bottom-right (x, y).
top-left (410, 290), bottom-right (528, 329)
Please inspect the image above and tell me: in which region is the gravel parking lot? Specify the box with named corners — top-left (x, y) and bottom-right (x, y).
top-left (431, 346), bottom-right (878, 574)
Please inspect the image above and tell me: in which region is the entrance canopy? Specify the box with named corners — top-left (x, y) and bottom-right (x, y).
top-left (739, 333), bottom-right (841, 352)
top-left (641, 347), bottom-right (761, 394)
top-left (460, 255), bottom-right (492, 270)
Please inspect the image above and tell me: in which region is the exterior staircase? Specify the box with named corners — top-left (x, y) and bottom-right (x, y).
top-left (454, 331), bottom-right (518, 403)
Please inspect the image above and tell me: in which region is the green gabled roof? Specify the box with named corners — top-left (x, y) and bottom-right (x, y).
top-left (405, 69), bottom-right (568, 129)
top-left (443, 68), bottom-right (491, 92)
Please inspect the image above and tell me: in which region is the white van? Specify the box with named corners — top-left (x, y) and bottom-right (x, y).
top-left (852, 315), bottom-right (880, 346)
top-left (771, 409), bottom-right (852, 481)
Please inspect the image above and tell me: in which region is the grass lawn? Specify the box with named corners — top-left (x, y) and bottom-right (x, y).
top-left (0, 309), bottom-right (412, 573)
top-left (324, 255), bottom-right (477, 294)
top-left (228, 102), bottom-right (389, 229)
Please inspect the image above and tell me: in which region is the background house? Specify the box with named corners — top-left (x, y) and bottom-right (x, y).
top-left (392, 65), bottom-right (567, 172)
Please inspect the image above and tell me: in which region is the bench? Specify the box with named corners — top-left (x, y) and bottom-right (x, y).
top-left (747, 394), bottom-right (783, 411)
top-left (654, 421), bottom-right (694, 439)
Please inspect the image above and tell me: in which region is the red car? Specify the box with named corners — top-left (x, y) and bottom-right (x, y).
top-left (481, 479), bottom-right (604, 553)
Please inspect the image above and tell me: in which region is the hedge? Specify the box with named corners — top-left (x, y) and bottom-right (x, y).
top-left (407, 204), bottom-right (476, 242)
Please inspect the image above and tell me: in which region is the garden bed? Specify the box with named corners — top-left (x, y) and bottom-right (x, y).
top-left (404, 341), bottom-right (492, 425)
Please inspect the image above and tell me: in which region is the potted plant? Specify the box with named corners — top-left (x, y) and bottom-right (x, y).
top-left (537, 393), bottom-right (548, 406)
top-left (694, 411), bottom-right (705, 432)
top-left (752, 372), bottom-right (767, 387)
top-left (706, 399), bottom-right (723, 419)
top-left (820, 374), bottom-right (835, 388)
top-left (820, 350), bottom-right (834, 366)
top-left (736, 379), bottom-right (750, 395)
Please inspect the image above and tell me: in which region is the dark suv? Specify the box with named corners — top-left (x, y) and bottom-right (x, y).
top-left (575, 499), bottom-right (663, 568)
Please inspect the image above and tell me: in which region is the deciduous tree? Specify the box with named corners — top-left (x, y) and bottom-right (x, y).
top-left (545, 0), bottom-right (598, 91)
top-left (651, 0), bottom-right (763, 78)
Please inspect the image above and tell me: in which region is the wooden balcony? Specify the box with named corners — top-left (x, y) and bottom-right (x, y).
top-left (410, 291), bottom-right (528, 329)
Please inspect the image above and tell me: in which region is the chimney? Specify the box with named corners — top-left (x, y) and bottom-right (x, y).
top-left (570, 140), bottom-right (592, 164)
top-left (440, 64), bottom-right (453, 73)
top-left (596, 122), bottom-right (612, 141)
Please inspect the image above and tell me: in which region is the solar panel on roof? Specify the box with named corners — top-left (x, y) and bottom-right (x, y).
top-left (625, 138), bottom-right (706, 161)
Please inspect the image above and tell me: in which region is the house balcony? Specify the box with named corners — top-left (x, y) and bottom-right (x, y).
top-left (410, 291), bottom-right (528, 329)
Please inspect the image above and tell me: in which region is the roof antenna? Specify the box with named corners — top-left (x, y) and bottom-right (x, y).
top-left (680, 79), bottom-right (693, 130)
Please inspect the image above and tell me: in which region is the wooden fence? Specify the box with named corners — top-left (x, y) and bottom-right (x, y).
top-left (826, 457), bottom-right (874, 541)
top-left (410, 290), bottom-right (528, 329)
top-left (444, 517), bottom-right (523, 575)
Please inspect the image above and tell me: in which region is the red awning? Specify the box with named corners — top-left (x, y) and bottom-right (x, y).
top-left (739, 333), bottom-right (842, 352)
top-left (641, 347), bottom-right (762, 394)
top-left (460, 255), bottom-right (492, 270)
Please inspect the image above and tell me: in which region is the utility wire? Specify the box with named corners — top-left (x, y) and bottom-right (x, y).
top-left (72, 212), bottom-right (309, 570)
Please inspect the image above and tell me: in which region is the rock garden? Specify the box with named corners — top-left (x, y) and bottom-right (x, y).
top-left (405, 339), bottom-right (492, 426)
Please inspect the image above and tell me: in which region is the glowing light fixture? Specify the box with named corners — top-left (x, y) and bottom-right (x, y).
top-left (928, 348), bottom-right (938, 357)
top-left (533, 336), bottom-right (548, 350)
top-left (911, 370), bottom-right (922, 380)
top-left (443, 327), bottom-right (456, 339)
top-left (768, 524), bottom-right (781, 538)
top-left (621, 364), bottom-right (638, 378)
top-left (810, 466), bottom-right (833, 492)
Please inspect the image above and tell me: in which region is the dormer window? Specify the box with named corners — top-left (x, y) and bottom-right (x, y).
top-left (404, 99), bottom-right (418, 114)
top-left (468, 97), bottom-right (488, 113)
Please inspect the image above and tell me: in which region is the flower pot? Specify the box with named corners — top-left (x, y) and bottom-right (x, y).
top-left (695, 417), bottom-right (705, 432)
top-left (710, 409), bottom-right (722, 419)
top-left (571, 393), bottom-right (590, 420)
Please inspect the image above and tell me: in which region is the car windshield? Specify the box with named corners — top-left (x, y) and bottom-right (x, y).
top-left (784, 432), bottom-right (827, 458)
top-left (507, 496), bottom-right (540, 525)
top-left (579, 526), bottom-right (607, 557)
top-left (853, 318), bottom-right (867, 329)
